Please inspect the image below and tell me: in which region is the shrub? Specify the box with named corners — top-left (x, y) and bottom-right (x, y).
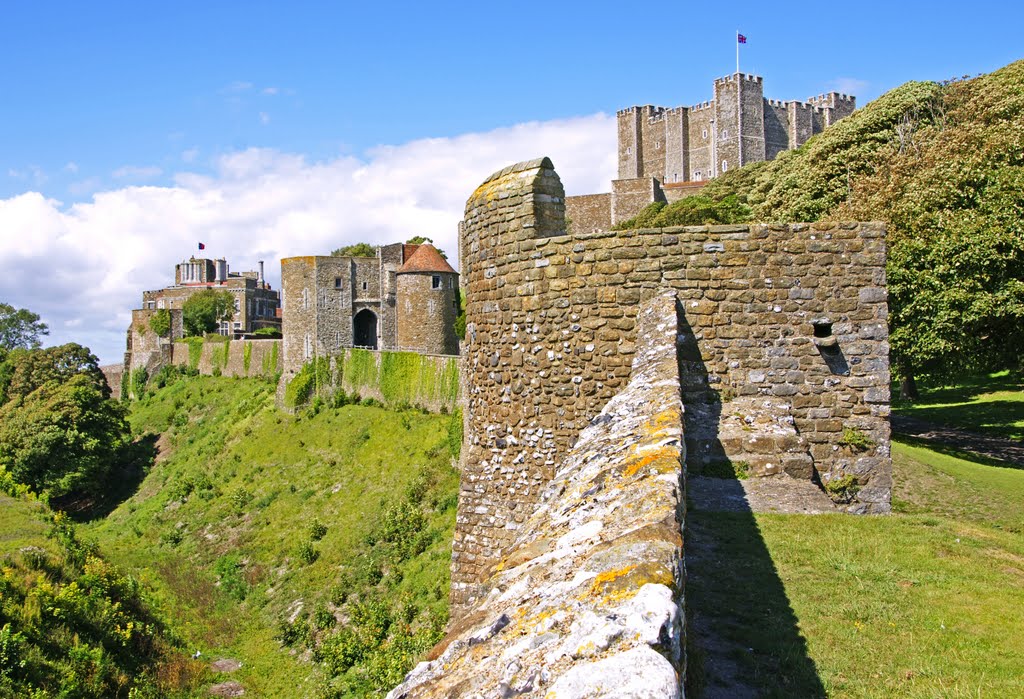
top-left (148, 309), bottom-right (171, 337)
top-left (824, 474), bottom-right (861, 503)
top-left (309, 519), bottom-right (328, 541)
top-left (297, 541), bottom-right (319, 565)
top-left (840, 427), bottom-right (875, 451)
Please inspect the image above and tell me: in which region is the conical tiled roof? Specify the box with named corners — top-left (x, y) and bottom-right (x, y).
top-left (397, 243), bottom-right (457, 274)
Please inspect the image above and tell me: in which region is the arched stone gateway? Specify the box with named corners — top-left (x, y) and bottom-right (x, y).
top-left (353, 309), bottom-right (378, 349)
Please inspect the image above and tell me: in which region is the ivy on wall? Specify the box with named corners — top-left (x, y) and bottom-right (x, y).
top-left (285, 349), bottom-right (459, 411)
top-left (243, 341), bottom-right (253, 374)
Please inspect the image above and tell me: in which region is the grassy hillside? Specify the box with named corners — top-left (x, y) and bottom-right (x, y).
top-left (85, 373), bottom-right (461, 697)
top-left (894, 370), bottom-right (1024, 441)
top-left (0, 491), bottom-right (204, 697)
top-left (689, 440), bottom-right (1024, 698)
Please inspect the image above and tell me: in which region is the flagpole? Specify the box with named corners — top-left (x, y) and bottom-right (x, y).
top-left (736, 30), bottom-right (740, 74)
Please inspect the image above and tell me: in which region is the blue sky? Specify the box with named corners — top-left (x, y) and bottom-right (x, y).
top-left (1, 0), bottom-right (1021, 362)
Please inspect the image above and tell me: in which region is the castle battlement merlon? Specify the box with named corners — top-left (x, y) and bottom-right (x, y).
top-left (714, 72), bottom-right (763, 84)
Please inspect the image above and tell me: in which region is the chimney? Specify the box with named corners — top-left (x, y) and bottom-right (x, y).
top-left (258, 260), bottom-right (265, 283)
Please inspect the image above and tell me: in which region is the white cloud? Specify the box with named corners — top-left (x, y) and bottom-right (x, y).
top-left (829, 77), bottom-right (869, 97)
top-left (0, 113), bottom-right (616, 365)
top-left (222, 81), bottom-right (254, 94)
top-left (261, 87), bottom-right (279, 96)
top-left (112, 165), bottom-right (163, 180)
top-left (64, 162), bottom-right (79, 173)
top-left (7, 166), bottom-right (46, 185)
top-left (181, 147), bottom-right (200, 163)
top-left (259, 112), bottom-right (271, 125)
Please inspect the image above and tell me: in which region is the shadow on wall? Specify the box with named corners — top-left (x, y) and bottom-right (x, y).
top-left (678, 302), bottom-right (826, 697)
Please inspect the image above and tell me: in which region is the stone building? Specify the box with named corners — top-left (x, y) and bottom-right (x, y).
top-left (280, 242), bottom-right (459, 378)
top-left (140, 257), bottom-right (280, 336)
top-left (566, 73), bottom-right (856, 232)
top-left (124, 257), bottom-right (280, 378)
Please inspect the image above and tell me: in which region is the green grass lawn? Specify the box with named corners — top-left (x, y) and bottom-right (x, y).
top-left (688, 439), bottom-right (1024, 698)
top-left (893, 371), bottom-right (1024, 441)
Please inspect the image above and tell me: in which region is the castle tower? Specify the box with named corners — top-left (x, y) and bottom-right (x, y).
top-left (395, 244), bottom-right (459, 355)
top-left (712, 73), bottom-right (765, 177)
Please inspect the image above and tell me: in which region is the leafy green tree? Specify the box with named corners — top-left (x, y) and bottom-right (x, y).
top-left (700, 63), bottom-right (1024, 393)
top-left (331, 242), bottom-right (378, 257)
top-left (3, 343), bottom-right (110, 403)
top-left (0, 302), bottom-right (48, 350)
top-left (0, 344), bottom-right (129, 497)
top-left (405, 236), bottom-right (433, 245)
top-left (182, 289), bottom-right (234, 337)
top-left (148, 308), bottom-right (171, 337)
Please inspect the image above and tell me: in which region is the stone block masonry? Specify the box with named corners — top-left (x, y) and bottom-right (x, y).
top-left (452, 157), bottom-right (890, 616)
top-left (389, 289), bottom-right (685, 699)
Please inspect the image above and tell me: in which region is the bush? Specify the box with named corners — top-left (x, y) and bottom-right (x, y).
top-left (148, 309), bottom-right (171, 337)
top-left (309, 519), bottom-right (328, 541)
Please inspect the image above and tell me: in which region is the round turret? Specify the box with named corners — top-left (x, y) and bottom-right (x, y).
top-left (395, 244), bottom-right (459, 355)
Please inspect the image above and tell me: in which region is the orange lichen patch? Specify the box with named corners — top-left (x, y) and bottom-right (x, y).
top-left (588, 561), bottom-right (676, 598)
top-left (623, 445), bottom-right (681, 478)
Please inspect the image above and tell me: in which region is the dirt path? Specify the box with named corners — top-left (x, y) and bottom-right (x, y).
top-left (891, 414), bottom-right (1024, 466)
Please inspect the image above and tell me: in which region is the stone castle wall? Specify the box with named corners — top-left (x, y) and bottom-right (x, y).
top-left (389, 290), bottom-right (686, 699)
top-left (169, 339), bottom-right (282, 378)
top-left (452, 157), bottom-right (890, 613)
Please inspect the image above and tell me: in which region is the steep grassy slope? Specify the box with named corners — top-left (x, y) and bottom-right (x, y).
top-left (0, 492), bottom-right (204, 697)
top-left (85, 374), bottom-right (460, 697)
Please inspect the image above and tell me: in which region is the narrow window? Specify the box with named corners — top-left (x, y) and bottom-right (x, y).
top-left (432, 275), bottom-right (441, 289)
top-left (722, 160), bottom-right (729, 172)
top-left (626, 146), bottom-right (632, 155)
top-left (335, 277), bottom-right (342, 289)
top-left (702, 129), bottom-right (708, 139)
top-left (655, 140), bottom-right (661, 149)
top-left (722, 129), bottom-right (728, 139)
top-left (362, 281), bottom-right (368, 291)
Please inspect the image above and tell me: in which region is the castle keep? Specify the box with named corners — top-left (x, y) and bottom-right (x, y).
top-left (566, 73), bottom-right (856, 232)
top-left (280, 242), bottom-right (459, 379)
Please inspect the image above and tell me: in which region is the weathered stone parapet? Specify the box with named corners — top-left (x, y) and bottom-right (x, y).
top-left (390, 289), bottom-right (685, 699)
top-left (453, 157), bottom-right (891, 613)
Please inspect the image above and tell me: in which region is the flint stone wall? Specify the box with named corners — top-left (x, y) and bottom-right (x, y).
top-left (389, 289), bottom-right (685, 699)
top-left (453, 156), bottom-right (890, 614)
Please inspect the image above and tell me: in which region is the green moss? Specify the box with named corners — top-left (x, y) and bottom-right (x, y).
top-left (243, 341), bottom-right (252, 375)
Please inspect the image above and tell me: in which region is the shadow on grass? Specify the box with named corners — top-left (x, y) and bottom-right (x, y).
top-left (52, 433), bottom-right (158, 521)
top-left (896, 400), bottom-right (1024, 442)
top-left (677, 302), bottom-right (825, 698)
top-left (893, 434), bottom-right (1024, 471)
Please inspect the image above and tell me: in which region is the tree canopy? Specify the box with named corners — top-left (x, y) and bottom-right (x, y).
top-left (699, 61), bottom-right (1024, 390)
top-left (182, 289), bottom-right (234, 337)
top-left (0, 342), bottom-right (129, 497)
top-left (0, 302), bottom-right (48, 350)
top-left (331, 242), bottom-right (378, 257)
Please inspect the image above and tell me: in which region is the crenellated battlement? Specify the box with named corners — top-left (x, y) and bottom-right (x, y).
top-left (715, 72), bottom-right (763, 84)
top-left (616, 72), bottom-right (859, 185)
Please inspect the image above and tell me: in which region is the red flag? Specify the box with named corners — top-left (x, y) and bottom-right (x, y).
top-left (198, 242), bottom-right (206, 250)
top-left (738, 33), bottom-right (747, 44)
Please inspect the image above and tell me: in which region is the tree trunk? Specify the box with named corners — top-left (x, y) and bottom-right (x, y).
top-left (899, 372), bottom-right (919, 401)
